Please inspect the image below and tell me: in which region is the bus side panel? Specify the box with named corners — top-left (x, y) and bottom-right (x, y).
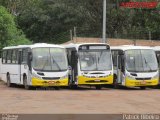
top-left (20, 64), bottom-right (30, 85)
top-left (1, 64), bottom-right (20, 84)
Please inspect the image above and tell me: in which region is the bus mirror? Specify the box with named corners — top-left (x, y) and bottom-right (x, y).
top-left (68, 66), bottom-right (72, 75)
top-left (72, 50), bottom-right (78, 59)
top-left (121, 57), bottom-right (125, 72)
top-left (18, 51), bottom-right (22, 64)
top-left (28, 52), bottom-right (32, 61)
top-left (27, 52), bottom-right (32, 71)
top-left (75, 52), bottom-right (79, 59)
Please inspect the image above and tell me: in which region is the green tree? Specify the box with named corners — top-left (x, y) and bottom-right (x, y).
top-left (0, 6), bottom-right (31, 49)
top-left (1, 0), bottom-right (160, 42)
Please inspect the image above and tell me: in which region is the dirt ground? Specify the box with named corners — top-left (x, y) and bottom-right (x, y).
top-left (0, 80), bottom-right (160, 114)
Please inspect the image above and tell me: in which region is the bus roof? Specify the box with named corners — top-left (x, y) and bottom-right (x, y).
top-left (63, 43), bottom-right (110, 50)
top-left (3, 43), bottom-right (65, 50)
top-left (111, 45), bottom-right (153, 51)
top-left (152, 46), bottom-right (160, 51)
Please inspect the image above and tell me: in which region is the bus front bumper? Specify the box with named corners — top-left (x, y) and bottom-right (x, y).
top-left (77, 75), bottom-right (113, 85)
top-left (125, 78), bottom-right (159, 87)
top-left (31, 77), bottom-right (68, 86)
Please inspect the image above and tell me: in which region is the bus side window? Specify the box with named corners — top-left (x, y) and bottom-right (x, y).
top-left (2, 50), bottom-right (7, 64)
top-left (12, 49), bottom-right (18, 64)
top-left (22, 49), bottom-right (28, 64)
top-left (6, 50), bottom-right (12, 64)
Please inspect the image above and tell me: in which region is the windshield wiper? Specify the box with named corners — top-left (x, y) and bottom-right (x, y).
top-left (143, 56), bottom-right (153, 71)
top-left (41, 58), bottom-right (49, 71)
top-left (51, 56), bottom-right (61, 71)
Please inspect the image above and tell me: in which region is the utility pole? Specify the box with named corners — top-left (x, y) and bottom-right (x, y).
top-left (70, 30), bottom-right (73, 42)
top-left (149, 31), bottom-right (152, 46)
top-left (149, 31), bottom-right (151, 40)
top-left (74, 27), bottom-right (77, 43)
top-left (102, 0), bottom-right (107, 43)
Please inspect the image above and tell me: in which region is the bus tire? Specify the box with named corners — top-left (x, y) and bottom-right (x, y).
top-left (54, 87), bottom-right (60, 90)
top-left (114, 83), bottom-right (120, 89)
top-left (95, 85), bottom-right (102, 90)
top-left (140, 86), bottom-right (146, 90)
top-left (7, 74), bottom-right (13, 87)
top-left (113, 74), bottom-right (119, 89)
top-left (69, 85), bottom-right (78, 89)
top-left (23, 76), bottom-right (31, 90)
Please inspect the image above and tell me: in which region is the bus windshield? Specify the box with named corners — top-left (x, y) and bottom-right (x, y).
top-left (32, 47), bottom-right (68, 71)
top-left (125, 49), bottom-right (158, 72)
top-left (79, 50), bottom-right (112, 71)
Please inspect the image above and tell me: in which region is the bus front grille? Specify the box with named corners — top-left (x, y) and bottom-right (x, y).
top-left (135, 77), bottom-right (151, 80)
top-left (42, 77), bottom-right (60, 80)
top-left (86, 80), bottom-right (108, 83)
top-left (84, 76), bottom-right (106, 78)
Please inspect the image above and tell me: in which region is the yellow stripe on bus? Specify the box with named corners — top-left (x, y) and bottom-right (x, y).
top-left (32, 77), bottom-right (68, 86)
top-left (77, 75), bottom-right (113, 85)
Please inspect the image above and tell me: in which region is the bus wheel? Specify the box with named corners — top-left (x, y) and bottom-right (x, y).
top-left (95, 85), bottom-right (102, 90)
top-left (23, 76), bottom-right (31, 90)
top-left (7, 74), bottom-right (13, 87)
top-left (113, 80), bottom-right (119, 89)
top-left (54, 87), bottom-right (60, 90)
top-left (114, 83), bottom-right (119, 89)
top-left (69, 85), bottom-right (78, 89)
top-left (113, 74), bottom-right (119, 89)
top-left (140, 86), bottom-right (146, 90)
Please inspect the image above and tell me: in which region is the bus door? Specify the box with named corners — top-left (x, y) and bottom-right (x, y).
top-left (117, 52), bottom-right (125, 84)
top-left (68, 49), bottom-right (78, 85)
top-left (20, 49), bottom-right (30, 84)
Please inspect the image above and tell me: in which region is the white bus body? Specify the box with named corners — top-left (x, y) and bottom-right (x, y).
top-left (111, 45), bottom-right (159, 89)
top-left (152, 46), bottom-right (160, 83)
top-left (64, 43), bottom-right (113, 89)
top-left (1, 43), bottom-right (69, 89)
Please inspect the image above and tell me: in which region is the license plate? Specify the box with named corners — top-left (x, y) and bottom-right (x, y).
top-left (94, 80), bottom-right (100, 82)
top-left (48, 81), bottom-right (56, 84)
top-left (140, 81), bottom-right (146, 85)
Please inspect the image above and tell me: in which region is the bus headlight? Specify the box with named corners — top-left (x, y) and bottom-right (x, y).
top-left (60, 74), bottom-right (68, 79)
top-left (32, 73), bottom-right (42, 79)
top-left (152, 72), bottom-right (159, 80)
top-left (126, 74), bottom-right (136, 80)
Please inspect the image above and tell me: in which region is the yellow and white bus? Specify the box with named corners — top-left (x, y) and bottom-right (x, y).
top-left (64, 43), bottom-right (113, 89)
top-left (1, 43), bottom-right (68, 89)
top-left (111, 45), bottom-right (159, 89)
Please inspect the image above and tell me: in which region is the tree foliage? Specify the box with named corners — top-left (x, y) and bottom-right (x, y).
top-left (0, 0), bottom-right (160, 44)
top-left (0, 6), bottom-right (31, 49)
